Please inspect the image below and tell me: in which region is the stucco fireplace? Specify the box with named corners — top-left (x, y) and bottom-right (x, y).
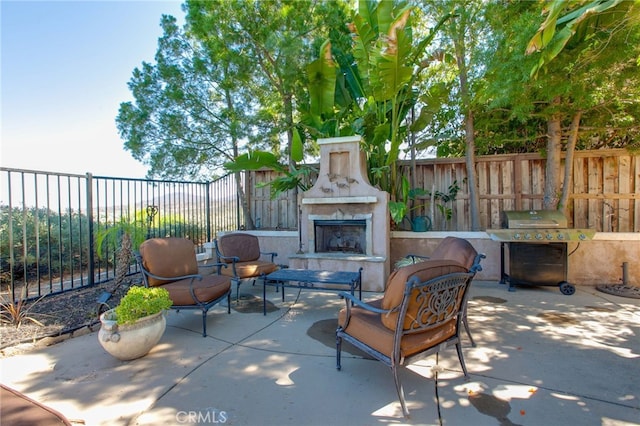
top-left (290, 136), bottom-right (390, 291)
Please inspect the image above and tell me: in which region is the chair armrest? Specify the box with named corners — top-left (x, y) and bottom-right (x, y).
top-left (199, 262), bottom-right (228, 271)
top-left (216, 253), bottom-right (240, 263)
top-left (338, 292), bottom-right (388, 313)
top-left (338, 291), bottom-right (396, 329)
top-left (140, 268), bottom-right (203, 283)
top-left (469, 253), bottom-right (486, 274)
top-left (260, 251), bottom-right (278, 263)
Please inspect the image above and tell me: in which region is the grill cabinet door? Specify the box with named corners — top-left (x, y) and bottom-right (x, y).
top-left (509, 242), bottom-right (567, 286)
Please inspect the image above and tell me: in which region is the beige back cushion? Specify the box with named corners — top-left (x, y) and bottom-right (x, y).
top-left (381, 259), bottom-right (468, 330)
top-left (430, 237), bottom-right (478, 270)
top-left (218, 233), bottom-right (261, 263)
top-left (139, 238), bottom-right (199, 286)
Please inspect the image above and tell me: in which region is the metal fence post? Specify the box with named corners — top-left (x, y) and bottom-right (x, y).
top-left (206, 181), bottom-right (211, 242)
top-left (86, 173), bottom-right (95, 286)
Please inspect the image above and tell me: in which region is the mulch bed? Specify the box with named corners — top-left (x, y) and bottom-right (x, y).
top-left (0, 279), bottom-right (132, 352)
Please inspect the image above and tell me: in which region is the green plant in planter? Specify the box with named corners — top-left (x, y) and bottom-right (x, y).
top-left (114, 286), bottom-right (173, 325)
top-left (390, 178), bottom-right (461, 227)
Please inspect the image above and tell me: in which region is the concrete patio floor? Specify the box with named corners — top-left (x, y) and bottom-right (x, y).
top-left (1, 280), bottom-right (639, 426)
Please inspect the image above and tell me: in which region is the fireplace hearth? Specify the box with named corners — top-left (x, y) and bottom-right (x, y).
top-left (290, 136), bottom-right (390, 292)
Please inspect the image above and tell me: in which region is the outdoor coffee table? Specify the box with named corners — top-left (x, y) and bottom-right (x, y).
top-left (262, 268), bottom-right (362, 315)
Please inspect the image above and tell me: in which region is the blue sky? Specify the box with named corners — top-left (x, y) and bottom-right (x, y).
top-left (1, 0), bottom-right (183, 178)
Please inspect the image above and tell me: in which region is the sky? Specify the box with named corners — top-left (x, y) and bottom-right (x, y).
top-left (1, 0), bottom-right (184, 178)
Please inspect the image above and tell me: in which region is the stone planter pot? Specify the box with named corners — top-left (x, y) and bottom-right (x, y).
top-left (98, 309), bottom-right (167, 361)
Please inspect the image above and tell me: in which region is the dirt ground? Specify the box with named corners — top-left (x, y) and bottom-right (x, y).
top-left (0, 279), bottom-right (131, 352)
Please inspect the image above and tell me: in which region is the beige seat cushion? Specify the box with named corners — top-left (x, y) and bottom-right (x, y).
top-left (140, 238), bottom-right (199, 287)
top-left (160, 275), bottom-right (231, 306)
top-left (380, 259), bottom-right (468, 330)
top-left (218, 233), bottom-right (261, 262)
top-left (338, 299), bottom-right (456, 359)
top-left (220, 260), bottom-right (278, 279)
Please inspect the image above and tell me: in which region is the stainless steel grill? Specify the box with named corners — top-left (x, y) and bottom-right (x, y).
top-left (487, 210), bottom-right (596, 295)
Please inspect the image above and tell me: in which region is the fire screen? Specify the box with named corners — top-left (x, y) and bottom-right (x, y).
top-left (314, 220), bottom-right (366, 254)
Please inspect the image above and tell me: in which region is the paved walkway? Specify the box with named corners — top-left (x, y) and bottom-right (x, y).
top-left (1, 281), bottom-right (639, 425)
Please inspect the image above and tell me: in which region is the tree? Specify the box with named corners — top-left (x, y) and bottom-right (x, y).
top-left (525, 0), bottom-right (640, 210)
top-left (418, 0), bottom-right (491, 231)
top-left (484, 0), bottom-right (640, 212)
top-left (117, 1), bottom-right (350, 228)
top-left (186, 0), bottom-right (350, 168)
top-left (117, 15), bottom-right (253, 181)
top-left (300, 0), bottom-right (453, 225)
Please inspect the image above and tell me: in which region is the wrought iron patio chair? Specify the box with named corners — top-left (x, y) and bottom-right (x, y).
top-left (135, 237), bottom-right (231, 337)
top-left (336, 259), bottom-right (474, 418)
top-left (214, 233), bottom-right (279, 300)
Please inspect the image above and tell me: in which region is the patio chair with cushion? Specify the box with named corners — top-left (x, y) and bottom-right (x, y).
top-left (404, 236), bottom-right (485, 346)
top-left (214, 233), bottom-right (279, 300)
top-left (135, 237), bottom-right (231, 337)
top-left (336, 259), bottom-right (474, 418)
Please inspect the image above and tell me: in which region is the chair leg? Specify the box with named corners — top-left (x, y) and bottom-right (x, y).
top-left (392, 364), bottom-right (410, 418)
top-left (462, 312), bottom-right (476, 347)
top-left (234, 278), bottom-right (241, 301)
top-left (336, 332), bottom-right (343, 370)
top-left (455, 342), bottom-right (469, 378)
top-left (201, 309), bottom-right (208, 338)
top-left (227, 292), bottom-right (231, 314)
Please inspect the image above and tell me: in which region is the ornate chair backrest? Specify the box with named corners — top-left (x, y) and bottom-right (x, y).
top-left (392, 271), bottom-right (473, 359)
top-left (399, 271), bottom-right (473, 334)
top-left (381, 259), bottom-right (469, 330)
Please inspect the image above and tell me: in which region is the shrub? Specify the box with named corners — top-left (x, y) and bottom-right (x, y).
top-left (114, 286), bottom-right (172, 325)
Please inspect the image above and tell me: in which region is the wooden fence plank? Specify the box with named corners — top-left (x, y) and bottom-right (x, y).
top-left (572, 157), bottom-right (587, 228)
top-left (588, 156), bottom-right (602, 230)
top-left (618, 155), bottom-right (631, 232)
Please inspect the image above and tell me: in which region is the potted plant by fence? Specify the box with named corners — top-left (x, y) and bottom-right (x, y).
top-left (98, 286), bottom-right (172, 361)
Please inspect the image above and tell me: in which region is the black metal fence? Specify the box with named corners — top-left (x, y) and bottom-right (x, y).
top-left (0, 167), bottom-right (240, 301)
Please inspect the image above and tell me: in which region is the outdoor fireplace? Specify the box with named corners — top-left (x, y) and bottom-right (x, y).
top-left (290, 136), bottom-right (390, 291)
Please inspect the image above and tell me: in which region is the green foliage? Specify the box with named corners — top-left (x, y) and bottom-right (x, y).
top-left (114, 286), bottom-right (173, 325)
top-left (302, 0), bottom-right (453, 210)
top-left (0, 205), bottom-right (90, 283)
top-left (389, 178), bottom-right (461, 225)
top-left (0, 203), bottom-right (206, 286)
top-left (95, 215), bottom-right (147, 261)
top-left (223, 151), bottom-right (316, 196)
top-left (481, 0), bottom-right (640, 147)
top-left (526, 0), bottom-right (634, 77)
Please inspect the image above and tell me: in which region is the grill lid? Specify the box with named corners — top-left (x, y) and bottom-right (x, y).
top-left (501, 210), bottom-right (567, 229)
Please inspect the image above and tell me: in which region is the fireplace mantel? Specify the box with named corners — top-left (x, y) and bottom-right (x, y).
top-left (302, 196), bottom-right (377, 205)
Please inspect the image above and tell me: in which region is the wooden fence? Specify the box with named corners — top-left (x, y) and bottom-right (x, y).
top-left (248, 149), bottom-right (640, 232)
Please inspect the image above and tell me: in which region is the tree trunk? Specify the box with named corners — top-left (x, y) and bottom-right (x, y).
top-left (235, 171), bottom-right (254, 230)
top-left (453, 25), bottom-right (481, 230)
top-left (544, 106), bottom-right (563, 210)
top-left (224, 83), bottom-right (254, 230)
top-left (464, 111), bottom-right (481, 230)
top-left (559, 111), bottom-right (582, 214)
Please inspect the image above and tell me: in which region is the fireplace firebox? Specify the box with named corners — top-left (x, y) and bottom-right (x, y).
top-left (315, 220), bottom-right (366, 254)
